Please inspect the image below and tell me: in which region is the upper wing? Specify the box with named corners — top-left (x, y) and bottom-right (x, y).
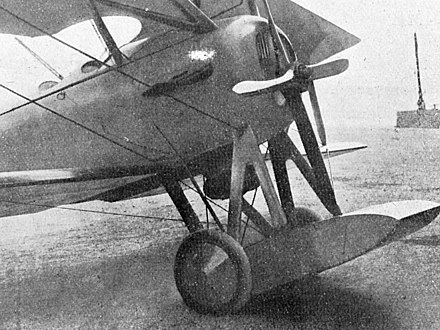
top-left (256, 0), bottom-right (361, 64)
top-left (212, 0), bottom-right (360, 64)
top-left (0, 0), bottom-right (126, 37)
top-left (0, 0), bottom-right (242, 37)
top-left (0, 1), bottom-right (359, 64)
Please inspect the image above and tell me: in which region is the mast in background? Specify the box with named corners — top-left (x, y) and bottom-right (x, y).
top-left (414, 32), bottom-right (426, 110)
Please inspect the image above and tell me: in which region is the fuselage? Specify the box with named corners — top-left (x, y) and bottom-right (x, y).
top-left (0, 15), bottom-right (294, 173)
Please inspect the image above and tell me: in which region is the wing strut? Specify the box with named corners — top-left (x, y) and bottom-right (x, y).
top-left (15, 37), bottom-right (64, 81)
top-left (170, 0), bottom-right (218, 32)
top-left (96, 0), bottom-right (214, 33)
top-left (88, 0), bottom-right (123, 65)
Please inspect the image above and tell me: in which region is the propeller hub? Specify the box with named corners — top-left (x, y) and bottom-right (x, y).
top-left (293, 62), bottom-right (312, 80)
top-left (285, 62), bottom-right (311, 93)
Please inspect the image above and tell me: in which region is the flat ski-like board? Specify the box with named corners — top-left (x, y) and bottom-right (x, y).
top-left (246, 201), bottom-right (440, 295)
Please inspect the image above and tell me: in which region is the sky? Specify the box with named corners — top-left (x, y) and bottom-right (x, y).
top-left (1, 1), bottom-right (440, 127)
top-left (293, 0), bottom-right (440, 127)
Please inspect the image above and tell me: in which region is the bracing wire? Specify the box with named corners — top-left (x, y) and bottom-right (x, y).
top-left (0, 1), bottom-right (275, 239)
top-left (0, 199), bottom-right (182, 222)
top-left (0, 83), bottom-right (156, 162)
top-left (240, 146), bottom-right (269, 244)
top-left (180, 180), bottom-right (264, 237)
top-left (152, 122), bottom-right (225, 231)
top-left (0, 4), bottom-right (238, 131)
top-left (0, 2), bottom-right (248, 231)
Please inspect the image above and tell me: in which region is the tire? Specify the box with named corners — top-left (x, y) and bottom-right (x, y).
top-left (174, 229), bottom-right (252, 315)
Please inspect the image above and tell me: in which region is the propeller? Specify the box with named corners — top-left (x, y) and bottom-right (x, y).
top-left (232, 58), bottom-right (348, 96)
top-left (237, 0), bottom-right (341, 215)
top-left (308, 81), bottom-right (326, 146)
top-left (232, 58), bottom-right (348, 147)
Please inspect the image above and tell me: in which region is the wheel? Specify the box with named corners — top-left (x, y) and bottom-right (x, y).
top-left (292, 207), bottom-right (322, 227)
top-left (174, 229), bottom-right (252, 315)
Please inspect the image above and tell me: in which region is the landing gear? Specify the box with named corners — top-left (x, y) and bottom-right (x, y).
top-left (166, 126), bottom-right (440, 315)
top-left (174, 229), bottom-right (252, 315)
top-left (169, 126), bottom-right (325, 314)
top-left (170, 126), bottom-right (293, 313)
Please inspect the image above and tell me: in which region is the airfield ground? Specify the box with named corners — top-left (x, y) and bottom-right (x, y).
top-left (1, 126), bottom-right (440, 329)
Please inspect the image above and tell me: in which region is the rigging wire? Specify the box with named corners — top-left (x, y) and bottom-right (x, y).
top-left (152, 122), bottom-right (225, 231)
top-left (0, 199), bottom-right (182, 222)
top-left (91, 19), bottom-right (108, 55)
top-left (0, 3), bottom-right (247, 232)
top-left (180, 180), bottom-right (228, 214)
top-left (180, 179), bottom-right (263, 236)
top-left (14, 37), bottom-right (64, 81)
top-left (0, 83), bottom-right (157, 162)
top-left (0, 6), bottom-right (240, 171)
top-left (240, 146), bottom-right (269, 244)
top-left (0, 4), bottom-right (238, 131)
top-left (0, 1), bottom-right (282, 240)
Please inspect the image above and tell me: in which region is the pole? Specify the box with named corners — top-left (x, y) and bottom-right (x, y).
top-left (414, 32), bottom-right (425, 110)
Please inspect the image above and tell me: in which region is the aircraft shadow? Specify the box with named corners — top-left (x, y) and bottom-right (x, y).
top-left (242, 275), bottom-right (398, 329)
top-left (0, 241), bottom-right (181, 329)
top-left (1, 240), bottom-right (398, 329)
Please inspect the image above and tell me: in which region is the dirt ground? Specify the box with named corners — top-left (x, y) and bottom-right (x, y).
top-left (1, 126), bottom-right (440, 329)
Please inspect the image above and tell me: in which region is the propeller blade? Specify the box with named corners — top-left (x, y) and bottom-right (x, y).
top-left (232, 69), bottom-right (293, 95)
top-left (233, 59), bottom-right (348, 95)
top-left (307, 59), bottom-right (349, 146)
top-left (310, 59), bottom-right (349, 80)
top-left (308, 59), bottom-right (349, 146)
top-left (308, 81), bottom-right (327, 146)
top-left (286, 90), bottom-right (341, 216)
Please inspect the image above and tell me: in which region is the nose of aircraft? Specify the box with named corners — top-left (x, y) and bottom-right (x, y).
top-left (230, 2), bottom-right (342, 216)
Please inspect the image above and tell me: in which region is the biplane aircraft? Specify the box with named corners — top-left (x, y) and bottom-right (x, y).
top-left (0, 0), bottom-right (439, 315)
